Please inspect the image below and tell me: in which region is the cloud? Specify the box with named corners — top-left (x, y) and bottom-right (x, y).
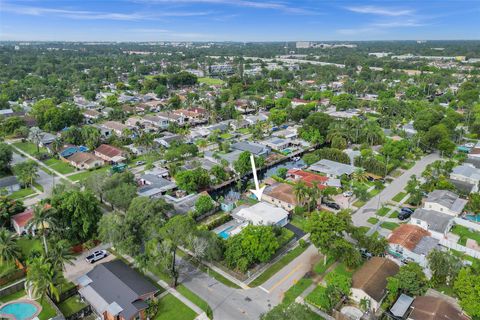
top-left (372, 20), bottom-right (425, 28)
top-left (345, 5), bottom-right (414, 17)
top-left (0, 2), bottom-right (212, 21)
top-left (136, 0), bottom-right (314, 14)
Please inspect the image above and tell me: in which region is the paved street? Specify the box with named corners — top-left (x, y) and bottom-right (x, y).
top-left (352, 153), bottom-right (441, 227)
top-left (179, 244), bottom-right (320, 320)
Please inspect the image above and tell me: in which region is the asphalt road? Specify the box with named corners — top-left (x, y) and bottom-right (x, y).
top-left (179, 244), bottom-right (320, 320)
top-left (352, 153), bottom-right (441, 227)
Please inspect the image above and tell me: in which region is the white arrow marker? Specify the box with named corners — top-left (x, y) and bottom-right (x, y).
top-left (249, 153), bottom-right (265, 201)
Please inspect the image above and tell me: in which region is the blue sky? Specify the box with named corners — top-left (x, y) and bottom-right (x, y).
top-left (0, 0), bottom-right (479, 41)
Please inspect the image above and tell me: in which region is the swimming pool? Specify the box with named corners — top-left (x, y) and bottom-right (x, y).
top-left (0, 300), bottom-right (41, 320)
top-left (218, 226), bottom-right (234, 239)
top-left (465, 215), bottom-right (480, 223)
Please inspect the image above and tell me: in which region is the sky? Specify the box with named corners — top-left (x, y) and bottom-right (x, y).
top-left (0, 0), bottom-right (479, 42)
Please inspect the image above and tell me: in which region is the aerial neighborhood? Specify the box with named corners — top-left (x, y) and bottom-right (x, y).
top-left (0, 37), bottom-right (480, 320)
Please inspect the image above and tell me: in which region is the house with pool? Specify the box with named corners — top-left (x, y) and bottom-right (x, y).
top-left (214, 202), bottom-right (289, 239)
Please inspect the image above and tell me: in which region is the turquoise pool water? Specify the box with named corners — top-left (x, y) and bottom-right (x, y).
top-left (0, 302), bottom-right (39, 320)
top-left (218, 226), bottom-right (234, 239)
top-left (465, 215), bottom-right (480, 222)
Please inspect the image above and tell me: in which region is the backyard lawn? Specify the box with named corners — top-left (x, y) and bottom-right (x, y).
top-left (57, 295), bottom-right (88, 317)
top-left (250, 245), bottom-right (308, 286)
top-left (198, 77), bottom-right (224, 86)
top-left (17, 238), bottom-right (43, 259)
top-left (381, 222), bottom-right (400, 230)
top-left (38, 298), bottom-right (58, 320)
top-left (451, 225), bottom-right (480, 246)
top-left (154, 294), bottom-right (197, 320)
top-left (392, 192), bottom-right (407, 202)
top-left (43, 158), bottom-right (76, 174)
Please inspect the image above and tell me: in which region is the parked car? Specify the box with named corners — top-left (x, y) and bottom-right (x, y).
top-left (86, 250), bottom-right (108, 264)
top-left (324, 202), bottom-right (340, 210)
top-left (135, 161), bottom-right (146, 165)
top-left (359, 248), bottom-right (373, 259)
top-left (398, 211), bottom-right (413, 220)
top-left (401, 207), bottom-right (414, 214)
top-left (343, 191), bottom-right (353, 197)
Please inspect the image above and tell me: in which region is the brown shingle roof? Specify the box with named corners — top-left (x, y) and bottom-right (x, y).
top-left (352, 257), bottom-right (399, 302)
top-left (68, 152), bottom-right (101, 165)
top-left (95, 144), bottom-right (123, 158)
top-left (410, 296), bottom-right (469, 320)
top-left (388, 224), bottom-right (431, 251)
top-left (264, 183), bottom-right (298, 205)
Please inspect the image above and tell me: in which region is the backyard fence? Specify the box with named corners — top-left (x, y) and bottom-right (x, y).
top-left (453, 217), bottom-right (480, 232)
top-left (439, 238), bottom-right (480, 259)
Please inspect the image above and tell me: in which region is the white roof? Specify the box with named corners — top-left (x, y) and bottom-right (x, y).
top-left (235, 202), bottom-right (288, 226)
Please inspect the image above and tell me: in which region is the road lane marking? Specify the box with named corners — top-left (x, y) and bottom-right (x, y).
top-left (258, 286), bottom-right (270, 293)
top-left (266, 263), bottom-right (304, 293)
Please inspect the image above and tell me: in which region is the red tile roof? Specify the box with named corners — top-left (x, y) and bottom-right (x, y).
top-left (388, 224), bottom-right (430, 251)
top-left (95, 144), bottom-right (123, 158)
top-left (287, 169), bottom-right (328, 189)
top-left (11, 204), bottom-right (51, 228)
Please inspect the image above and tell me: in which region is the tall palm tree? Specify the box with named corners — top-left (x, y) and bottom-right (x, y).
top-left (47, 239), bottom-right (75, 272)
top-left (0, 228), bottom-right (20, 264)
top-left (293, 181), bottom-right (309, 208)
top-left (352, 168), bottom-right (368, 183)
top-left (26, 256), bottom-right (60, 302)
top-left (27, 204), bottom-right (55, 254)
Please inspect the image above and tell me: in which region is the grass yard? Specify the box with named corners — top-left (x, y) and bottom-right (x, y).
top-left (451, 225), bottom-right (480, 246)
top-left (381, 222), bottom-right (400, 230)
top-left (154, 294), bottom-right (197, 320)
top-left (17, 238), bottom-right (43, 259)
top-left (38, 298), bottom-right (58, 320)
top-left (367, 217), bottom-right (379, 225)
top-left (313, 256), bottom-right (336, 275)
top-left (290, 215), bottom-right (308, 231)
top-left (390, 169), bottom-right (403, 178)
top-left (353, 200), bottom-right (366, 208)
top-left (0, 290), bottom-right (25, 304)
top-left (12, 142), bottom-right (46, 155)
top-left (68, 166), bottom-right (110, 182)
top-left (43, 158), bottom-right (76, 174)
top-left (8, 188), bottom-right (36, 200)
top-left (250, 245), bottom-right (308, 287)
top-left (198, 77), bottom-right (224, 86)
top-left (331, 262), bottom-right (355, 277)
top-left (283, 277), bottom-right (313, 305)
top-left (33, 182), bottom-right (44, 192)
top-left (57, 295), bottom-right (88, 317)
top-left (305, 285), bottom-right (330, 311)
top-left (376, 207), bottom-right (390, 217)
top-left (392, 191), bottom-right (407, 202)
top-left (219, 133), bottom-right (233, 140)
top-left (389, 211), bottom-right (399, 218)
top-left (277, 228), bottom-right (295, 247)
top-left (174, 286), bottom-right (213, 319)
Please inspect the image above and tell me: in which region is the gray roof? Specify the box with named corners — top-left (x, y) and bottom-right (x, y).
top-left (464, 158), bottom-right (480, 169)
top-left (205, 150), bottom-right (243, 165)
top-left (309, 159), bottom-right (357, 176)
top-left (452, 164), bottom-right (480, 181)
top-left (412, 236), bottom-right (440, 255)
top-left (81, 260), bottom-right (158, 319)
top-left (231, 141), bottom-right (267, 155)
top-left (0, 176), bottom-right (19, 188)
top-left (390, 294), bottom-right (414, 317)
top-left (426, 190), bottom-right (467, 214)
top-left (138, 175), bottom-right (176, 197)
top-left (411, 209), bottom-right (453, 234)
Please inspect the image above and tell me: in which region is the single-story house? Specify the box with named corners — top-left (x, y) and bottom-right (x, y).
top-left (424, 190), bottom-right (467, 216)
top-left (450, 164), bottom-right (480, 193)
top-left (77, 260), bottom-right (159, 320)
top-left (351, 257), bottom-right (399, 312)
top-left (232, 202), bottom-right (288, 227)
top-left (204, 150), bottom-right (243, 169)
top-left (244, 113), bottom-right (268, 126)
top-left (138, 174), bottom-right (177, 198)
top-left (287, 169), bottom-right (329, 189)
top-left (0, 176), bottom-right (20, 194)
top-left (408, 296), bottom-right (469, 320)
top-left (99, 121), bottom-right (130, 137)
top-left (83, 109), bottom-right (101, 123)
top-left (263, 182), bottom-right (299, 211)
top-left (37, 132), bottom-right (57, 147)
top-left (231, 141), bottom-right (270, 157)
top-left (154, 134), bottom-right (183, 148)
top-left (11, 204), bottom-right (52, 235)
top-left (67, 152), bottom-right (104, 170)
top-left (409, 208), bottom-right (454, 240)
top-left (387, 224), bottom-right (441, 267)
top-left (260, 137), bottom-right (291, 152)
top-left (389, 294), bottom-right (414, 319)
top-left (94, 144), bottom-right (126, 163)
top-left (309, 159), bottom-right (358, 179)
top-left (59, 145), bottom-right (88, 159)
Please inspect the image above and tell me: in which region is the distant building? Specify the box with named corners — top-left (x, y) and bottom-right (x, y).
top-left (67, 152), bottom-right (104, 170)
top-left (424, 190), bottom-right (467, 216)
top-left (94, 144), bottom-right (126, 163)
top-left (0, 176), bottom-right (20, 195)
top-left (309, 159), bottom-right (357, 179)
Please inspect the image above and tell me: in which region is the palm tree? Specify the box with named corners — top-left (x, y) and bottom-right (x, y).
top-left (352, 168), bottom-right (368, 183)
top-left (47, 239), bottom-right (75, 272)
top-left (26, 256), bottom-right (60, 302)
top-left (27, 204), bottom-right (55, 254)
top-left (293, 181), bottom-right (309, 208)
top-left (0, 228), bottom-right (20, 264)
top-left (28, 127), bottom-right (42, 153)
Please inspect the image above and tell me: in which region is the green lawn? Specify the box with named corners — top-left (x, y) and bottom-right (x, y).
top-left (313, 256), bottom-right (336, 275)
top-left (331, 262), bottom-right (355, 277)
top-left (219, 133), bottom-right (233, 140)
top-left (358, 226), bottom-right (370, 234)
top-left (305, 285), bottom-right (330, 311)
top-left (376, 207), bottom-right (390, 217)
top-left (0, 259), bottom-right (17, 277)
top-left (12, 142), bottom-right (46, 155)
top-left (38, 298), bottom-right (58, 320)
top-left (392, 192), bottom-right (407, 202)
top-left (33, 182), bottom-right (44, 192)
top-left (290, 215), bottom-right (308, 231)
top-left (9, 188), bottom-right (36, 200)
top-left (277, 228), bottom-right (295, 247)
top-left (154, 294), bottom-right (197, 320)
top-left (390, 169), bottom-right (403, 178)
top-left (369, 188), bottom-right (381, 197)
top-left (176, 284), bottom-right (212, 318)
top-left (353, 200), bottom-right (366, 208)
top-left (0, 290), bottom-right (25, 303)
top-left (17, 238), bottom-right (43, 259)
top-left (250, 245), bottom-right (308, 287)
top-left (451, 225), bottom-right (480, 246)
top-left (283, 277), bottom-right (313, 305)
top-left (198, 77), bottom-right (224, 86)
top-left (57, 295), bottom-right (88, 317)
top-left (43, 158), bottom-right (76, 174)
top-left (68, 166), bottom-right (110, 182)
top-left (389, 211), bottom-right (399, 218)
top-left (381, 222), bottom-right (400, 230)
top-left (367, 217), bottom-right (379, 224)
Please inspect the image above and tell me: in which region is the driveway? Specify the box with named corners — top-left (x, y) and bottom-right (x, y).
top-left (64, 244), bottom-right (114, 283)
top-left (352, 153), bottom-right (440, 227)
